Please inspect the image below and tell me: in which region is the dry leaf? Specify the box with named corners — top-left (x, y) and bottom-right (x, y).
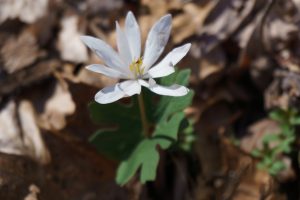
top-left (269, 19), bottom-right (297, 42)
top-left (172, 2), bottom-right (215, 44)
top-left (1, 29), bottom-right (43, 74)
top-left (0, 100), bottom-right (50, 164)
top-left (58, 15), bottom-right (88, 63)
top-left (0, 101), bottom-right (23, 156)
top-left (265, 71), bottom-right (300, 110)
top-left (240, 119), bottom-right (280, 153)
top-left (201, 0), bottom-right (256, 40)
top-left (23, 184), bottom-right (40, 200)
top-left (18, 100), bottom-right (51, 165)
top-left (39, 82), bottom-right (76, 131)
top-left (198, 45), bottom-right (226, 80)
top-left (0, 0), bottom-right (48, 24)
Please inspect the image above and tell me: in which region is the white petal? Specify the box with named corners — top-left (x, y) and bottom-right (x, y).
top-left (95, 84), bottom-right (125, 104)
top-left (143, 14), bottom-right (172, 72)
top-left (86, 64), bottom-right (128, 79)
top-left (138, 79), bottom-right (149, 87)
top-left (119, 80), bottom-right (141, 96)
top-left (125, 11), bottom-right (141, 61)
top-left (148, 43), bottom-right (191, 78)
top-left (142, 78), bottom-right (189, 97)
top-left (150, 84), bottom-right (189, 96)
top-left (80, 36), bottom-right (127, 73)
top-left (95, 80), bottom-right (141, 104)
top-left (116, 22), bottom-right (132, 66)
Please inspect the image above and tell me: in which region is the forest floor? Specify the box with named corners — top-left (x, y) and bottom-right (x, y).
top-left (0, 0), bottom-right (300, 199)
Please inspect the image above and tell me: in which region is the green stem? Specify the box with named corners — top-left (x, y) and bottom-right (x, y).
top-left (138, 93), bottom-right (150, 137)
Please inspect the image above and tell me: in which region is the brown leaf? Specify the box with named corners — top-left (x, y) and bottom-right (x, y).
top-left (0, 101), bottom-right (23, 156)
top-left (0, 0), bottom-right (48, 24)
top-left (39, 82), bottom-right (76, 131)
top-left (265, 70), bottom-right (300, 110)
top-left (0, 100), bottom-right (50, 164)
top-left (18, 100), bottom-right (51, 165)
top-left (198, 45), bottom-right (226, 80)
top-left (58, 15), bottom-right (88, 63)
top-left (172, 2), bottom-right (214, 44)
top-left (240, 119), bottom-right (280, 153)
top-left (1, 29), bottom-right (44, 74)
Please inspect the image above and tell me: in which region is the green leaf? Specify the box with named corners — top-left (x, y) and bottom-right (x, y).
top-left (88, 100), bottom-right (143, 160)
top-left (116, 139), bottom-right (160, 185)
top-left (116, 112), bottom-right (186, 185)
top-left (256, 108), bottom-right (299, 176)
top-left (179, 119), bottom-right (195, 151)
top-left (262, 134), bottom-right (280, 145)
top-left (116, 136), bottom-right (176, 185)
top-left (269, 160), bottom-right (286, 176)
top-left (269, 109), bottom-right (286, 122)
top-left (251, 149), bottom-right (262, 158)
top-left (290, 116), bottom-right (300, 125)
top-left (275, 136), bottom-right (295, 154)
top-left (263, 155), bottom-right (274, 166)
top-left (89, 69), bottom-right (194, 185)
top-left (256, 162), bottom-right (266, 170)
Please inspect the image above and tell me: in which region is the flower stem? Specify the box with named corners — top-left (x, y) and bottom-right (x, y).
top-left (137, 92), bottom-right (150, 137)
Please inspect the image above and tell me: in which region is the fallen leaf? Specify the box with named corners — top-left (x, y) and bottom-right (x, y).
top-left (1, 29), bottom-right (44, 74)
top-left (18, 100), bottom-right (51, 165)
top-left (198, 45), bottom-right (226, 80)
top-left (39, 82), bottom-right (76, 131)
top-left (0, 100), bottom-right (50, 164)
top-left (0, 0), bottom-right (48, 24)
top-left (23, 184), bottom-right (40, 200)
top-left (58, 15), bottom-right (88, 63)
top-left (0, 101), bottom-right (23, 156)
top-left (240, 119), bottom-right (280, 153)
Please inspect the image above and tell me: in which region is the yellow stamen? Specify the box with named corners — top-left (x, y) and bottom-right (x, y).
top-left (129, 58), bottom-right (144, 77)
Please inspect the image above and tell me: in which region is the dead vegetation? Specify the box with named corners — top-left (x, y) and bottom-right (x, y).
top-left (0, 0), bottom-right (300, 199)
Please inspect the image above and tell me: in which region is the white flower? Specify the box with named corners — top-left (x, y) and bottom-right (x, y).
top-left (81, 11), bottom-right (191, 104)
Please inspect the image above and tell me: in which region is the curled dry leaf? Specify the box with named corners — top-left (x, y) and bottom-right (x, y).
top-left (0, 101), bottom-right (23, 156)
top-left (0, 100), bottom-right (50, 164)
top-left (0, 0), bottom-right (48, 24)
top-left (1, 29), bottom-right (44, 74)
top-left (58, 15), bottom-right (88, 63)
top-left (18, 100), bottom-right (51, 165)
top-left (39, 82), bottom-right (76, 131)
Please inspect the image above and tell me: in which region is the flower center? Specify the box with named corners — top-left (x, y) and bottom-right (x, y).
top-left (129, 58), bottom-right (144, 78)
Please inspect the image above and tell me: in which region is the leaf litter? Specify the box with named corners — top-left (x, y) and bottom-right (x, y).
top-left (0, 0), bottom-right (300, 199)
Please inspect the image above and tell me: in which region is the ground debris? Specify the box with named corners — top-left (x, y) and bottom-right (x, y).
top-left (0, 0), bottom-right (300, 199)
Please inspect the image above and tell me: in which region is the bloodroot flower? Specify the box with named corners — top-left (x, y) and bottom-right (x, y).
top-left (81, 11), bottom-right (191, 104)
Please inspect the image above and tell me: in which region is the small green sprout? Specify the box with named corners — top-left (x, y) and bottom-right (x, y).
top-left (251, 108), bottom-right (300, 176)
